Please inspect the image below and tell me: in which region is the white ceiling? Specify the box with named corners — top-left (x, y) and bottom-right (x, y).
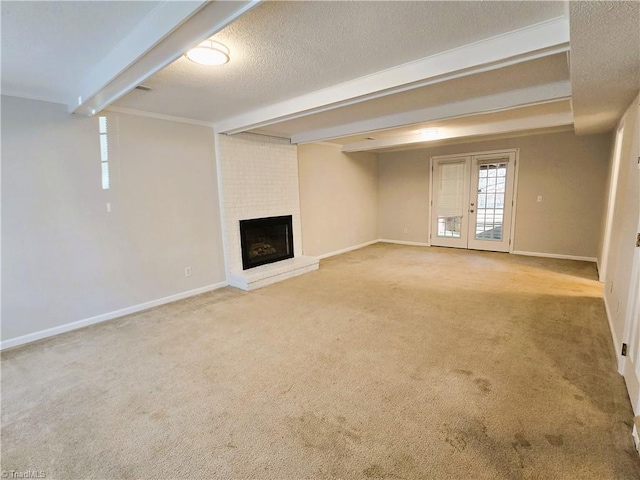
top-left (2, 1), bottom-right (638, 152)
top-left (0, 1), bottom-right (162, 103)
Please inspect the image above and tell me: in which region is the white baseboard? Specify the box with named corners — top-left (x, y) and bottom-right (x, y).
top-left (378, 239), bottom-right (430, 247)
top-left (0, 281), bottom-right (229, 351)
top-left (316, 240), bottom-right (379, 259)
top-left (603, 294), bottom-right (624, 374)
top-left (512, 250), bottom-right (597, 263)
top-left (596, 258), bottom-right (604, 282)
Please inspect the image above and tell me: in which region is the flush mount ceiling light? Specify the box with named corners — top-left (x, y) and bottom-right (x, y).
top-left (185, 39), bottom-right (230, 66)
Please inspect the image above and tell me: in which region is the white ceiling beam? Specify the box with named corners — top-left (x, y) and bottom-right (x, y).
top-left (215, 16), bottom-right (569, 135)
top-left (291, 82), bottom-right (571, 144)
top-left (71, 0), bottom-right (261, 116)
top-left (341, 110), bottom-right (574, 153)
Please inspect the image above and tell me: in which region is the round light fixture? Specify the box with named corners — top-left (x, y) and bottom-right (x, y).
top-left (185, 40), bottom-right (230, 66)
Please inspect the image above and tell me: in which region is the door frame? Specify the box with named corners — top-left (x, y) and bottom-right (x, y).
top-left (428, 148), bottom-right (520, 253)
top-left (600, 123), bottom-right (626, 282)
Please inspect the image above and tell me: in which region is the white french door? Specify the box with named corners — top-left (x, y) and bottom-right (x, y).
top-left (430, 150), bottom-right (517, 252)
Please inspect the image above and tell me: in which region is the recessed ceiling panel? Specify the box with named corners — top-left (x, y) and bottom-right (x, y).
top-left (339, 99), bottom-right (572, 143)
top-left (332, 100), bottom-right (573, 149)
top-left (253, 53), bottom-right (570, 138)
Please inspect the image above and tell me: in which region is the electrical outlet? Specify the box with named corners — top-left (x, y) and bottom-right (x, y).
top-left (537, 195), bottom-right (543, 202)
top-left (184, 266), bottom-right (192, 277)
top-left (106, 202), bottom-right (111, 212)
top-left (403, 227), bottom-right (408, 234)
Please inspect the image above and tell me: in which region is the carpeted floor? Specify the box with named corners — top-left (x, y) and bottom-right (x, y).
top-left (2, 244), bottom-right (639, 479)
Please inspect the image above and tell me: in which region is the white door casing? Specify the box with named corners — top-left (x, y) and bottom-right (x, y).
top-left (621, 103), bottom-right (640, 427)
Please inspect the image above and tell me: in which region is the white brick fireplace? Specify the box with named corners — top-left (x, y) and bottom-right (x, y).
top-left (216, 133), bottom-right (318, 290)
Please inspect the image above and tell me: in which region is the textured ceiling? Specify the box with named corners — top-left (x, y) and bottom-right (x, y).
top-left (0, 1), bottom-right (162, 103)
top-left (569, 0), bottom-right (640, 134)
top-left (253, 53), bottom-right (570, 138)
top-left (114, 0), bottom-right (566, 122)
top-left (3, 0), bottom-right (636, 151)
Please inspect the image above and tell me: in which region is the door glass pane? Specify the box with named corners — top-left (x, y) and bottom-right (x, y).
top-left (436, 161), bottom-right (465, 238)
top-left (475, 162), bottom-right (507, 241)
top-left (437, 217), bottom-right (461, 238)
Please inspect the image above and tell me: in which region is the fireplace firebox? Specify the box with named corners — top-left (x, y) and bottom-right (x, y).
top-left (239, 215), bottom-right (294, 270)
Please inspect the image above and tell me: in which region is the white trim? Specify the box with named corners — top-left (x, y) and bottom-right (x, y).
top-left (315, 239), bottom-right (432, 260)
top-left (378, 239), bottom-right (430, 247)
top-left (213, 133), bottom-right (231, 280)
top-left (215, 17), bottom-right (569, 135)
top-left (104, 106), bottom-right (215, 128)
top-left (512, 250), bottom-right (597, 263)
top-left (429, 148), bottom-right (520, 160)
top-left (0, 91), bottom-right (67, 106)
top-left (633, 424), bottom-right (640, 451)
top-left (0, 281), bottom-right (228, 351)
top-left (428, 156), bottom-right (433, 247)
top-left (509, 149), bottom-right (521, 254)
top-left (604, 294), bottom-right (625, 374)
top-left (600, 124), bottom-right (626, 282)
top-left (316, 240), bottom-right (380, 259)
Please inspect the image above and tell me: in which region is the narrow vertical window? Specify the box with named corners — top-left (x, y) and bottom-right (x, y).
top-left (99, 116), bottom-right (109, 189)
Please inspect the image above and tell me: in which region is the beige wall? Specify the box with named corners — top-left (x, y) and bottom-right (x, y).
top-left (600, 94), bottom-right (639, 351)
top-left (298, 143), bottom-right (378, 257)
top-left (378, 131), bottom-right (612, 257)
top-left (377, 150), bottom-right (431, 244)
top-left (1, 96), bottom-right (226, 342)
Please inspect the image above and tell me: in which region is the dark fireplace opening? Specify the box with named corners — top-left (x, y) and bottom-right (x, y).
top-left (240, 215), bottom-right (294, 270)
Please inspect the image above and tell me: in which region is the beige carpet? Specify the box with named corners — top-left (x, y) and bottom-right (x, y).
top-left (2, 244), bottom-right (639, 479)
